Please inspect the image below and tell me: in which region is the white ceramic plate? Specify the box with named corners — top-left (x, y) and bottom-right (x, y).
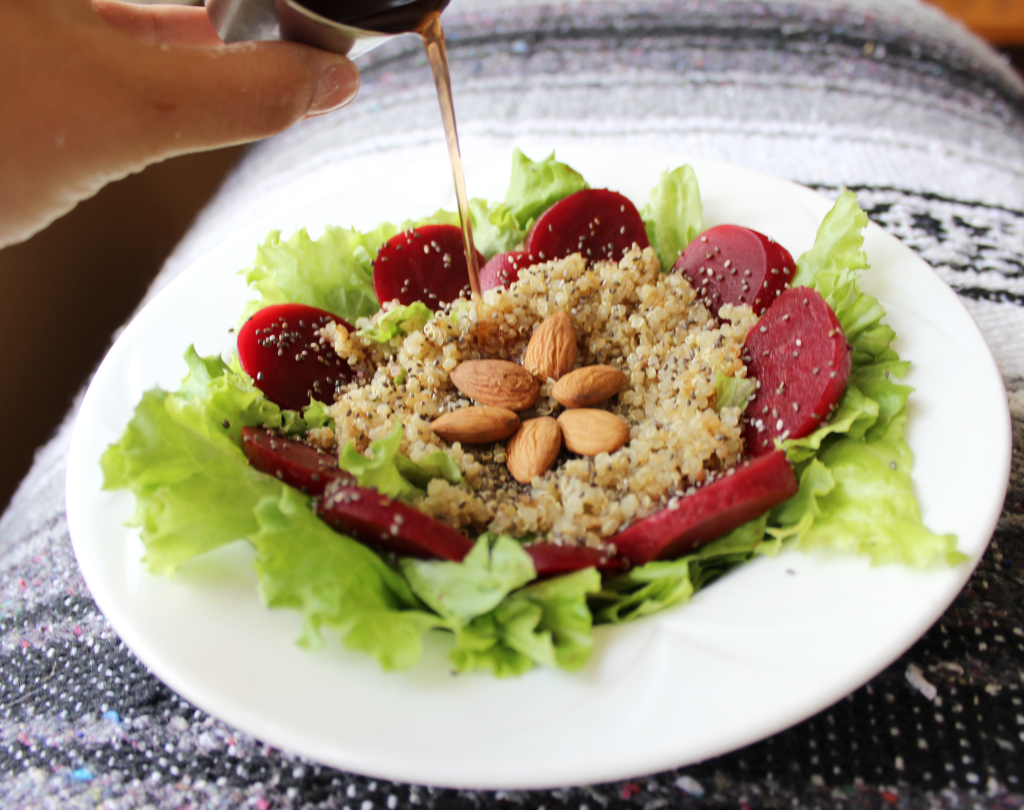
top-left (66, 145), bottom-right (1009, 790)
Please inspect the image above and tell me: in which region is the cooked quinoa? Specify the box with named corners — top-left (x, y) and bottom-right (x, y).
top-left (322, 246), bottom-right (758, 549)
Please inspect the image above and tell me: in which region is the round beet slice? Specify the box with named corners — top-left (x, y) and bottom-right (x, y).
top-left (373, 224), bottom-right (484, 308)
top-left (237, 303), bottom-right (354, 412)
top-left (524, 543), bottom-right (625, 576)
top-left (479, 250), bottom-right (538, 291)
top-left (317, 483), bottom-right (474, 562)
top-left (674, 225), bottom-right (796, 316)
top-left (524, 189), bottom-right (649, 263)
top-left (610, 450), bottom-right (798, 565)
top-left (241, 426), bottom-right (352, 495)
top-left (742, 287), bottom-right (851, 456)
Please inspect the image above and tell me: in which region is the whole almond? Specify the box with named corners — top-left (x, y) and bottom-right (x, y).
top-left (450, 359), bottom-right (540, 411)
top-left (523, 311), bottom-right (577, 381)
top-left (430, 406), bottom-right (520, 444)
top-left (552, 365), bottom-right (626, 408)
top-left (557, 409), bottom-right (630, 456)
top-left (506, 417), bottom-right (562, 484)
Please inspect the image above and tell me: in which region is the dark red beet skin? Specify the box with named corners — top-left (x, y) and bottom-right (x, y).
top-left (524, 189), bottom-right (649, 263)
top-left (743, 287), bottom-right (851, 456)
top-left (241, 427), bottom-right (352, 495)
top-left (610, 451), bottom-right (799, 565)
top-left (317, 483), bottom-right (474, 562)
top-left (373, 224), bottom-right (484, 308)
top-left (479, 250), bottom-right (538, 291)
top-left (674, 225), bottom-right (796, 316)
top-left (524, 543), bottom-right (625, 576)
top-left (237, 303), bottom-right (353, 412)
top-left (316, 480), bottom-right (624, 572)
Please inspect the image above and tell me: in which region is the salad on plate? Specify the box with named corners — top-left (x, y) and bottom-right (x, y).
top-left (100, 150), bottom-right (961, 677)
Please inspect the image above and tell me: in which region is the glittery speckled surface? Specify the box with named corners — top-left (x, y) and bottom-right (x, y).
top-left (3, 0), bottom-right (1023, 806)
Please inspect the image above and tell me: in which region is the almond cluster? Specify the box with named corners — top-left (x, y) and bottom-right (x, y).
top-left (429, 311), bottom-right (629, 484)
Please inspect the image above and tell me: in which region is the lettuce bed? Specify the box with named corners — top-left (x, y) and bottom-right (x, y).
top-left (101, 151), bottom-right (961, 677)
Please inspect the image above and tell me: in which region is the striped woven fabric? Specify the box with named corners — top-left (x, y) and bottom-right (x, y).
top-left (2, 0), bottom-right (1022, 806)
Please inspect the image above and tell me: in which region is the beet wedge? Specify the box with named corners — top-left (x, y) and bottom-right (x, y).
top-left (241, 427), bottom-right (352, 496)
top-left (372, 224), bottom-right (484, 308)
top-left (524, 543), bottom-right (625, 576)
top-left (237, 303), bottom-right (353, 412)
top-left (524, 189), bottom-right (649, 263)
top-left (317, 483), bottom-right (474, 562)
top-left (479, 250), bottom-right (538, 291)
top-left (742, 287), bottom-right (851, 456)
top-left (674, 225), bottom-right (796, 316)
top-left (610, 451), bottom-right (798, 565)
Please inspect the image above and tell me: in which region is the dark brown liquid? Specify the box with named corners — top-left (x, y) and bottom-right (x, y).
top-left (296, 0), bottom-right (450, 34)
top-left (419, 12), bottom-right (480, 295)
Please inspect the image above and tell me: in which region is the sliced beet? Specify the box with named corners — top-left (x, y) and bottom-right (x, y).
top-left (237, 303), bottom-right (354, 412)
top-left (479, 250), bottom-right (538, 291)
top-left (524, 189), bottom-right (649, 263)
top-left (674, 225), bottom-right (795, 316)
top-left (373, 224), bottom-right (484, 308)
top-left (317, 483), bottom-right (474, 562)
top-left (610, 450), bottom-right (798, 565)
top-left (241, 426), bottom-right (352, 495)
top-left (742, 287), bottom-right (851, 456)
top-left (524, 543), bottom-right (626, 576)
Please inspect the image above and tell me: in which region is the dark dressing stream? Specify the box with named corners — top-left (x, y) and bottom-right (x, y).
top-left (419, 12), bottom-right (481, 296)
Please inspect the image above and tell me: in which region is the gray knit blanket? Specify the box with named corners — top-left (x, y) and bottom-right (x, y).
top-left (3, 0), bottom-right (1023, 806)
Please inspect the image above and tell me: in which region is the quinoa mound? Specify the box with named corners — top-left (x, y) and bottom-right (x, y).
top-left (323, 246), bottom-right (757, 549)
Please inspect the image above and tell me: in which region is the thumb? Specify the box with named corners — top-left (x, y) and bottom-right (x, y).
top-left (111, 37), bottom-right (360, 160)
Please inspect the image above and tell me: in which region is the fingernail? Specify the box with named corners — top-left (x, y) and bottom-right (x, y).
top-left (310, 59), bottom-right (360, 116)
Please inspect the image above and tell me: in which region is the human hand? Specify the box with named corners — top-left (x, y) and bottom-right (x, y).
top-left (0, 0), bottom-right (361, 249)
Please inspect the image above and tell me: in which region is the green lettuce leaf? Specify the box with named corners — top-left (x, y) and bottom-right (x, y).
top-left (451, 567), bottom-right (601, 676)
top-left (394, 452), bottom-right (464, 489)
top-left (592, 517), bottom-right (767, 624)
top-left (790, 190), bottom-right (870, 290)
top-left (503, 149), bottom-right (589, 230)
top-left (400, 535), bottom-right (536, 625)
top-left (300, 399), bottom-right (335, 431)
top-left (103, 396), bottom-right (282, 575)
top-left (850, 357), bottom-right (913, 442)
top-left (781, 384), bottom-right (879, 464)
top-left (101, 350), bottom-right (289, 575)
top-left (251, 487), bottom-right (441, 671)
top-left (714, 372), bottom-right (757, 413)
top-left (177, 347), bottom-right (283, 442)
top-left (357, 302), bottom-right (432, 342)
top-left (771, 414), bottom-right (963, 565)
top-left (337, 423), bottom-right (464, 502)
top-left (180, 346), bottom-right (334, 437)
top-left (467, 149), bottom-right (592, 260)
top-left (337, 424), bottom-right (424, 503)
top-left (641, 164), bottom-right (702, 271)
top-left (468, 198), bottom-right (528, 259)
top-left (240, 226), bottom-right (381, 324)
